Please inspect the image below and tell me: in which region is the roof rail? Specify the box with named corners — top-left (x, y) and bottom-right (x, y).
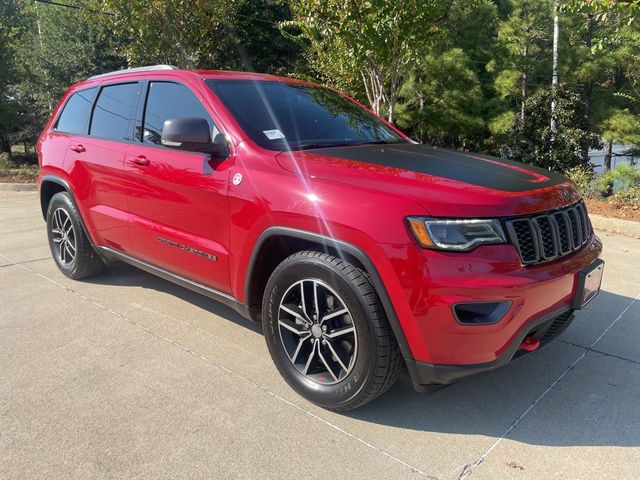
top-left (88, 64), bottom-right (178, 80)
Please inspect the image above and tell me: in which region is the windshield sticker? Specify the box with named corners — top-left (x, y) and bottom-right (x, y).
top-left (263, 129), bottom-right (285, 140)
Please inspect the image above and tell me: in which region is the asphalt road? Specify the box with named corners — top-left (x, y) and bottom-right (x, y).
top-left (1, 191), bottom-right (639, 480)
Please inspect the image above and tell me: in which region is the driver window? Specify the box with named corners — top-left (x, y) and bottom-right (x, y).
top-left (142, 81), bottom-right (220, 145)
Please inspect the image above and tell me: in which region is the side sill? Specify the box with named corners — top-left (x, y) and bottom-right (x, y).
top-left (96, 246), bottom-right (252, 320)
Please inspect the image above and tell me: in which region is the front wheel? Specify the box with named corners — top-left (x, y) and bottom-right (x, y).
top-left (263, 251), bottom-right (402, 411)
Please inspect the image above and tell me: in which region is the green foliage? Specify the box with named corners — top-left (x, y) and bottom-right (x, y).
top-left (95, 0), bottom-right (302, 73)
top-left (502, 86), bottom-right (603, 171)
top-left (490, 0), bottom-right (553, 110)
top-left (564, 165), bottom-right (596, 196)
top-left (560, 0), bottom-right (639, 26)
top-left (396, 49), bottom-right (484, 148)
top-left (489, 111), bottom-right (517, 135)
top-left (284, 0), bottom-right (457, 121)
top-left (602, 109), bottom-right (640, 147)
top-left (5, 0), bottom-right (125, 146)
top-left (0, 151), bottom-right (38, 179)
top-left (610, 186), bottom-right (640, 209)
top-left (604, 163), bottom-right (640, 190)
top-left (1, 0), bottom-right (640, 181)
top-left (96, 0), bottom-right (237, 68)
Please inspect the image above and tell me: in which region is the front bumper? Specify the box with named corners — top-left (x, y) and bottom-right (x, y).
top-left (379, 233), bottom-right (602, 381)
top-left (406, 306), bottom-right (575, 386)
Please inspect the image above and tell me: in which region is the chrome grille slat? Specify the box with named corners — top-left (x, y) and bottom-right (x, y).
top-left (505, 201), bottom-right (592, 266)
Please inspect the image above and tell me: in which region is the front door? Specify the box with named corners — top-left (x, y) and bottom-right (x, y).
top-left (123, 80), bottom-right (232, 293)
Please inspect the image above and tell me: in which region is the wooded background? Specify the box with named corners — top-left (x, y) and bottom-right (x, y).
top-left (1, 0), bottom-right (639, 175)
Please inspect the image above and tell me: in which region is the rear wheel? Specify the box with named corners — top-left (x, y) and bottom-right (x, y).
top-left (263, 251), bottom-right (402, 411)
top-left (46, 191), bottom-right (105, 279)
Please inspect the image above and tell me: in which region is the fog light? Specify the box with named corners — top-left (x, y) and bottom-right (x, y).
top-left (453, 301), bottom-right (511, 325)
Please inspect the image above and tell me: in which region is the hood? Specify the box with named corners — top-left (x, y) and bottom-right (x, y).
top-left (276, 144), bottom-right (580, 218)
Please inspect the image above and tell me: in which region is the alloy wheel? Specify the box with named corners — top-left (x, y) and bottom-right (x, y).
top-left (51, 208), bottom-right (76, 265)
top-left (278, 279), bottom-right (358, 385)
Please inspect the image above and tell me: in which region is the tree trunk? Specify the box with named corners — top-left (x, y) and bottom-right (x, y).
top-left (581, 14), bottom-right (595, 163)
top-left (520, 43), bottom-right (529, 125)
top-left (0, 136), bottom-right (11, 160)
top-left (604, 140), bottom-right (613, 172)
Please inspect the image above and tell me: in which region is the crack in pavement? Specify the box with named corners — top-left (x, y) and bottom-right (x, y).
top-left (0, 252), bottom-right (435, 479)
top-left (0, 256), bottom-right (51, 268)
top-left (558, 339), bottom-right (640, 366)
top-left (458, 292), bottom-right (640, 480)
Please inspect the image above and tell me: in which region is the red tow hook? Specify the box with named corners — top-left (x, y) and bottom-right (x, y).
top-left (519, 336), bottom-right (540, 352)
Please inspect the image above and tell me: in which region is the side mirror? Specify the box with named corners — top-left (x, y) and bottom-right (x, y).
top-left (161, 117), bottom-right (229, 158)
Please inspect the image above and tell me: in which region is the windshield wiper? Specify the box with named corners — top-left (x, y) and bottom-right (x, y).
top-left (357, 140), bottom-right (406, 146)
top-left (295, 141), bottom-right (359, 150)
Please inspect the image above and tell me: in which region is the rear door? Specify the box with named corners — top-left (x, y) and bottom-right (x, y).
top-left (48, 88), bottom-right (96, 174)
top-left (123, 80), bottom-right (232, 293)
top-left (64, 81), bottom-right (141, 250)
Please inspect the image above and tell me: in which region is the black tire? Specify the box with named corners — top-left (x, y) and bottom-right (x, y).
top-left (263, 251), bottom-right (402, 411)
top-left (46, 191), bottom-right (105, 279)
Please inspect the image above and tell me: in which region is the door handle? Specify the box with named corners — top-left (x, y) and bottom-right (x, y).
top-left (70, 144), bottom-right (85, 153)
top-left (128, 155), bottom-right (150, 166)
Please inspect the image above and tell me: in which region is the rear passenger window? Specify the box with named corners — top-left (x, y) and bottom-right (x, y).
top-left (142, 82), bottom-right (219, 145)
top-left (55, 88), bottom-right (97, 134)
top-left (90, 83), bottom-right (139, 141)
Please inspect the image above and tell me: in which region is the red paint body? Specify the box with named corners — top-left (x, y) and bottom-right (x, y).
top-left (37, 69), bottom-right (602, 369)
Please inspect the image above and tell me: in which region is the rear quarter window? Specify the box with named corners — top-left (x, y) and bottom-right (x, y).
top-left (55, 88), bottom-right (97, 134)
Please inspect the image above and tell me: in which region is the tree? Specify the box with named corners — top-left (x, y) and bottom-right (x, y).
top-left (395, 48), bottom-right (484, 148)
top-left (9, 0), bottom-right (125, 147)
top-left (0, 0), bottom-right (24, 156)
top-left (562, 4), bottom-right (640, 169)
top-left (488, 0), bottom-right (554, 125)
top-left (502, 85), bottom-right (602, 171)
top-left (284, 0), bottom-right (457, 122)
top-left (602, 109), bottom-right (640, 157)
top-left (221, 0), bottom-right (305, 75)
top-left (561, 0), bottom-right (639, 26)
top-left (96, 0), bottom-right (238, 68)
top-left (96, 0), bottom-right (302, 74)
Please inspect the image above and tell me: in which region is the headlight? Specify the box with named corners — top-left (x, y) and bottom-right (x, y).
top-left (407, 217), bottom-right (507, 251)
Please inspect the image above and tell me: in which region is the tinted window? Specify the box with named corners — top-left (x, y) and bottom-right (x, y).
top-left (55, 88), bottom-right (96, 134)
top-left (142, 82), bottom-right (219, 145)
top-left (90, 83), bottom-right (139, 141)
top-left (206, 80), bottom-right (405, 151)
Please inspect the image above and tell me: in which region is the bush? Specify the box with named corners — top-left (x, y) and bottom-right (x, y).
top-left (0, 151), bottom-right (39, 179)
top-left (608, 164), bottom-right (640, 190)
top-left (609, 186), bottom-right (640, 210)
top-left (595, 173), bottom-right (614, 197)
top-left (0, 152), bottom-right (10, 169)
top-left (564, 165), bottom-right (596, 196)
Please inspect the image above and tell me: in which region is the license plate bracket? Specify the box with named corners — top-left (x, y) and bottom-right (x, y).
top-left (572, 259), bottom-right (604, 310)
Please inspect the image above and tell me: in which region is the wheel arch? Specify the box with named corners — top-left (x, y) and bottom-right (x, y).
top-left (40, 175), bottom-right (70, 220)
top-left (244, 227), bottom-right (415, 363)
top-left (40, 174), bottom-right (95, 246)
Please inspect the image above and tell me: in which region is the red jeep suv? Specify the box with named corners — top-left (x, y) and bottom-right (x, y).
top-left (37, 65), bottom-right (604, 411)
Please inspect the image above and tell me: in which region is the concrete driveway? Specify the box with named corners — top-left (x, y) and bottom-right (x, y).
top-left (1, 191), bottom-right (638, 480)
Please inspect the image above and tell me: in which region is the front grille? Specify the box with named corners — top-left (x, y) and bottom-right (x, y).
top-left (505, 201), bottom-right (592, 265)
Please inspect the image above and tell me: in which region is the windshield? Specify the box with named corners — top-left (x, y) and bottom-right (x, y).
top-left (206, 79), bottom-right (406, 151)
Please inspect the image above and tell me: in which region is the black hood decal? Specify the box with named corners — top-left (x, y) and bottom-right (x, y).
top-left (306, 144), bottom-right (567, 192)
